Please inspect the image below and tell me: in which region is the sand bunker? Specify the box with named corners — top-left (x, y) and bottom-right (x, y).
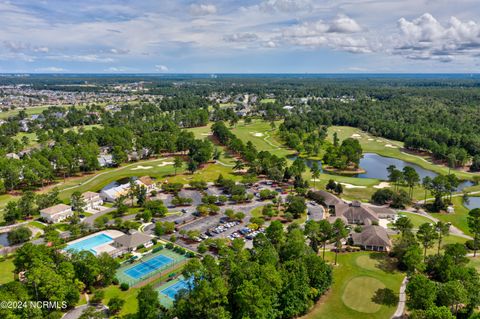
top-left (374, 182), bottom-right (391, 189)
top-left (368, 138), bottom-right (374, 141)
top-left (157, 162), bottom-right (174, 167)
top-left (351, 134), bottom-right (361, 138)
top-left (131, 165), bottom-right (153, 170)
top-left (253, 132), bottom-right (264, 137)
top-left (201, 133), bottom-right (212, 136)
top-left (340, 183), bottom-right (366, 189)
top-left (385, 144), bottom-right (398, 148)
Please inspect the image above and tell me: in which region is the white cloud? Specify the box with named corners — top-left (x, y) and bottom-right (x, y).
top-left (328, 15), bottom-right (362, 33)
top-left (281, 15), bottom-right (373, 53)
top-left (155, 64), bottom-right (168, 72)
top-left (260, 0), bottom-right (312, 12)
top-left (46, 54), bottom-right (115, 63)
top-left (224, 33), bottom-right (259, 42)
top-left (189, 4), bottom-right (217, 16)
top-left (34, 66), bottom-right (66, 72)
top-left (394, 13), bottom-right (480, 61)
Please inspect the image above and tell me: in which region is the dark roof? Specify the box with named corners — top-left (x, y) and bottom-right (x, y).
top-left (314, 190), bottom-right (344, 207)
top-left (337, 202), bottom-right (379, 224)
top-left (352, 225), bottom-right (391, 248)
top-left (114, 232), bottom-right (153, 249)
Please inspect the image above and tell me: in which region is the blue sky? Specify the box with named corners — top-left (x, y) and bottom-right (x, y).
top-left (0, 0), bottom-right (479, 73)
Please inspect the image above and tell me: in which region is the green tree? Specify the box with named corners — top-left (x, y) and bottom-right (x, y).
top-left (173, 156), bottom-right (183, 175)
top-left (435, 221), bottom-right (450, 255)
top-left (108, 296), bottom-right (125, 315)
top-left (467, 208), bottom-right (480, 257)
top-left (406, 274), bottom-right (437, 310)
top-left (332, 218), bottom-right (348, 265)
top-left (137, 285), bottom-right (162, 319)
top-left (70, 191), bottom-right (86, 213)
top-left (310, 161), bottom-right (320, 189)
top-left (437, 281), bottom-right (468, 315)
top-left (7, 227), bottom-right (32, 244)
top-left (416, 223), bottom-right (438, 260)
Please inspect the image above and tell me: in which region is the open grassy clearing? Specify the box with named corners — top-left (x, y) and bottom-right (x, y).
top-left (469, 257), bottom-right (480, 271)
top-left (327, 126), bottom-right (479, 181)
top-left (429, 196), bottom-right (472, 236)
top-left (0, 258), bottom-right (15, 285)
top-left (303, 252), bottom-right (404, 319)
top-left (0, 104), bottom-right (88, 119)
top-left (260, 98), bottom-right (276, 103)
top-left (13, 132), bottom-right (39, 147)
top-left (230, 119), bottom-right (294, 158)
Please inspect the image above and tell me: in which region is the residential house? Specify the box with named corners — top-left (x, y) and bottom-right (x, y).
top-left (40, 204), bottom-right (73, 223)
top-left (138, 176), bottom-right (156, 193)
top-left (100, 183), bottom-right (130, 202)
top-left (98, 154), bottom-right (114, 167)
top-left (81, 191), bottom-right (103, 210)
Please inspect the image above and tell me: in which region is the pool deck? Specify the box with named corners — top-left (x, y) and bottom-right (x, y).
top-left (64, 229), bottom-right (125, 254)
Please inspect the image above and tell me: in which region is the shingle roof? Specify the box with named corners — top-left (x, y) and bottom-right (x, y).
top-left (114, 232), bottom-right (153, 249)
top-left (352, 225), bottom-right (391, 248)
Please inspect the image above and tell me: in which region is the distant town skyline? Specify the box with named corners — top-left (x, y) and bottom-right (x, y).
top-left (1, 0), bottom-right (479, 73)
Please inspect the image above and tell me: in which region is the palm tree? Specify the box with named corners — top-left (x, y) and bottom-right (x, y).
top-left (435, 221), bottom-right (450, 255)
top-left (422, 176), bottom-right (432, 205)
top-left (318, 220), bottom-right (333, 260)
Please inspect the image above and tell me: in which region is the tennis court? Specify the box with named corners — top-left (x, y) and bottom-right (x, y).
top-left (124, 254), bottom-right (173, 279)
top-left (116, 249), bottom-right (188, 286)
top-left (156, 276), bottom-right (193, 307)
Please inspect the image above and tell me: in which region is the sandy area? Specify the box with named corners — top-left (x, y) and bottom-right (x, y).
top-left (157, 162), bottom-right (174, 167)
top-left (368, 138), bottom-right (374, 141)
top-left (131, 165), bottom-right (153, 170)
top-left (374, 182), bottom-right (391, 189)
top-left (385, 144), bottom-right (398, 148)
top-left (253, 132), bottom-right (264, 137)
top-left (201, 133), bottom-right (212, 136)
top-left (351, 133), bottom-right (361, 138)
top-left (340, 183), bottom-right (366, 189)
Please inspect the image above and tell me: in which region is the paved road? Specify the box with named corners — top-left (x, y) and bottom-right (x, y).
top-left (83, 207), bottom-right (115, 225)
top-left (392, 277), bottom-right (408, 319)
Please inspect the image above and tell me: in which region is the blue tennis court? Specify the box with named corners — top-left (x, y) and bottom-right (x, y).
top-left (124, 254), bottom-right (173, 279)
top-left (161, 278), bottom-right (193, 299)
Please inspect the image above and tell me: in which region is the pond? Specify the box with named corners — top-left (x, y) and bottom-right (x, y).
top-left (0, 233), bottom-right (10, 247)
top-left (464, 196), bottom-right (480, 210)
top-left (289, 153), bottom-right (474, 191)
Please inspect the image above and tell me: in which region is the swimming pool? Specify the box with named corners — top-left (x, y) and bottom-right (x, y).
top-left (66, 233), bottom-right (113, 254)
top-left (124, 254), bottom-right (174, 279)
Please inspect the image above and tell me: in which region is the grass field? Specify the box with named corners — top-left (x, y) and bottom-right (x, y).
top-left (260, 98), bottom-right (276, 104)
top-left (0, 104), bottom-right (88, 119)
top-left (230, 119), bottom-right (295, 158)
top-left (13, 132), bottom-right (39, 148)
top-left (429, 196), bottom-right (472, 236)
top-left (303, 252), bottom-right (404, 319)
top-left (0, 258), bottom-right (15, 284)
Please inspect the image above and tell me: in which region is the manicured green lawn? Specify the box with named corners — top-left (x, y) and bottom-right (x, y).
top-left (468, 257), bottom-right (480, 271)
top-left (101, 285), bottom-right (139, 316)
top-left (304, 252), bottom-right (404, 319)
top-left (0, 258), bottom-right (15, 284)
top-left (429, 197), bottom-right (472, 236)
top-left (231, 119), bottom-right (295, 158)
top-left (395, 212), bottom-right (434, 228)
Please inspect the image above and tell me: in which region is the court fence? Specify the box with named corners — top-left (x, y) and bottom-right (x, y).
top-left (116, 248), bottom-right (188, 287)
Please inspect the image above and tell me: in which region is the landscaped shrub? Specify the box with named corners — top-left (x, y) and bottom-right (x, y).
top-left (112, 277), bottom-right (119, 285)
top-left (186, 251), bottom-right (195, 258)
top-left (91, 290), bottom-right (104, 304)
top-left (120, 283), bottom-right (129, 291)
top-left (152, 245), bottom-right (164, 253)
top-left (165, 242), bottom-right (174, 249)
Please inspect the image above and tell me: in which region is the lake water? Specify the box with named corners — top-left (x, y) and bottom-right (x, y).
top-left (0, 233), bottom-right (9, 246)
top-left (464, 197), bottom-right (480, 210)
top-left (290, 153), bottom-right (474, 191)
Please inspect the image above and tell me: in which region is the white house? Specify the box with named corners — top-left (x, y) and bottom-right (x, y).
top-left (138, 176), bottom-right (156, 193)
top-left (81, 191), bottom-right (103, 210)
top-left (40, 204), bottom-right (73, 223)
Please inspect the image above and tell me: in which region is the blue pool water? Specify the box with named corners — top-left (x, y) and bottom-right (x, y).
top-left (66, 233), bottom-right (113, 254)
top-left (124, 254), bottom-right (174, 279)
top-left (161, 278), bottom-right (193, 300)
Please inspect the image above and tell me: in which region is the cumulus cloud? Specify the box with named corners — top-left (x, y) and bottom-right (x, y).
top-left (394, 13), bottom-right (480, 61)
top-left (281, 15), bottom-right (373, 53)
top-left (155, 64), bottom-right (169, 72)
top-left (189, 4), bottom-right (217, 16)
top-left (46, 54), bottom-right (115, 63)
